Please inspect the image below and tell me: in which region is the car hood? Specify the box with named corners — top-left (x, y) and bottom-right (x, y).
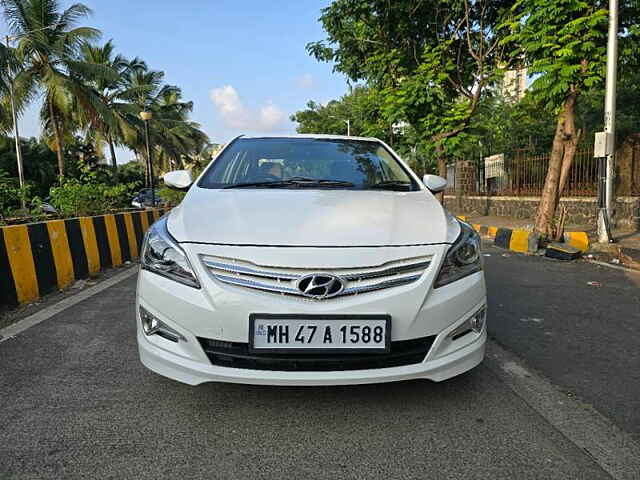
top-left (167, 188), bottom-right (452, 247)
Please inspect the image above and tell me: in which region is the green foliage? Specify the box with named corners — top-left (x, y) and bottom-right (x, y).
top-left (49, 177), bottom-right (137, 217)
top-left (157, 186), bottom-right (185, 206)
top-left (47, 155), bottom-right (139, 217)
top-left (116, 161), bottom-right (145, 186)
top-left (0, 170), bottom-right (28, 218)
top-left (0, 136), bottom-right (58, 197)
top-left (503, 0), bottom-right (608, 111)
top-left (290, 86), bottom-right (388, 138)
top-left (451, 93), bottom-right (557, 159)
top-left (307, 0), bottom-right (517, 165)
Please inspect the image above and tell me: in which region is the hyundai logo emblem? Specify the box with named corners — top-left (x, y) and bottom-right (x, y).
top-left (296, 274), bottom-right (344, 299)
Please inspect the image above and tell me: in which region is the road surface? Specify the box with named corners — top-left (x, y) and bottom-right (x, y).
top-left (1, 246), bottom-right (639, 479)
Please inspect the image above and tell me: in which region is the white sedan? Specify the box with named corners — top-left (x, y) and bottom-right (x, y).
top-left (136, 134), bottom-right (486, 386)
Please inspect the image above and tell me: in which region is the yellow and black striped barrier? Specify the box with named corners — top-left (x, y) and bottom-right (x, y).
top-left (0, 208), bottom-right (169, 308)
top-left (457, 216), bottom-right (590, 254)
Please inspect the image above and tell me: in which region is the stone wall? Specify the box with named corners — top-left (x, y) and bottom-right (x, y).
top-left (444, 195), bottom-right (640, 230)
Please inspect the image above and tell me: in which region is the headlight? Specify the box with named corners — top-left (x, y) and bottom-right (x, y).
top-left (141, 216), bottom-right (200, 288)
top-left (434, 221), bottom-right (482, 288)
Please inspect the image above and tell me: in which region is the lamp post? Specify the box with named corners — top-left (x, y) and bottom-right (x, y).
top-left (4, 26), bottom-right (54, 208)
top-left (595, 0), bottom-right (618, 243)
top-left (139, 110), bottom-right (155, 208)
top-left (5, 35), bottom-right (24, 207)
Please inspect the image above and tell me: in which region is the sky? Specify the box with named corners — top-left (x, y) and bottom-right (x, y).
top-left (1, 0), bottom-right (350, 163)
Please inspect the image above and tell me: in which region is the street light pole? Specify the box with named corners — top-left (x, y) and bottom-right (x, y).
top-left (604, 0), bottom-right (618, 230)
top-left (4, 26), bottom-right (55, 209)
top-left (140, 111), bottom-right (155, 208)
top-left (596, 0), bottom-right (618, 243)
top-left (5, 35), bottom-right (25, 206)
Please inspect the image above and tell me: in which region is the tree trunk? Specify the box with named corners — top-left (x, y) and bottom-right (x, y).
top-left (434, 143), bottom-right (447, 202)
top-left (108, 135), bottom-right (117, 171)
top-left (558, 128), bottom-right (581, 195)
top-left (534, 92), bottom-right (577, 236)
top-left (435, 143), bottom-right (447, 177)
top-left (49, 100), bottom-right (65, 178)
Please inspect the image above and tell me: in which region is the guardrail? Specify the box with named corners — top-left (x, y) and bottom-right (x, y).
top-left (0, 208), bottom-right (169, 308)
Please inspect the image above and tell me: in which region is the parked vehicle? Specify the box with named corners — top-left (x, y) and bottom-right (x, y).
top-left (131, 188), bottom-right (164, 208)
top-left (41, 197), bottom-right (57, 215)
top-left (136, 135), bottom-right (486, 386)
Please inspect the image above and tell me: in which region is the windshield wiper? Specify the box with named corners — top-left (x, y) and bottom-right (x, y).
top-left (369, 180), bottom-right (413, 191)
top-left (223, 180), bottom-right (291, 189)
top-left (223, 178), bottom-right (355, 189)
top-left (288, 177), bottom-right (355, 187)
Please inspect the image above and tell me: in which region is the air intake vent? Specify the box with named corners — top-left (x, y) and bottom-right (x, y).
top-left (198, 336), bottom-right (436, 371)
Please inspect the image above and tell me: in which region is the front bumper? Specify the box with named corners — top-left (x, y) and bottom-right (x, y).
top-left (136, 243), bottom-right (487, 386)
top-left (138, 325), bottom-right (486, 386)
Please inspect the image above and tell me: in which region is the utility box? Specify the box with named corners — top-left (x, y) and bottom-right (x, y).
top-left (594, 131), bottom-right (614, 157)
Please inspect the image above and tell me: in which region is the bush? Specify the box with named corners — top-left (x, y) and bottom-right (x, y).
top-left (117, 161), bottom-right (146, 186)
top-left (157, 186), bottom-right (186, 205)
top-left (0, 171), bottom-right (30, 219)
top-left (49, 178), bottom-right (139, 217)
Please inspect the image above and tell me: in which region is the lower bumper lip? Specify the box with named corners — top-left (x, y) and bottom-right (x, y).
top-left (138, 328), bottom-right (486, 386)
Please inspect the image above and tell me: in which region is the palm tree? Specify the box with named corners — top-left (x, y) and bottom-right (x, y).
top-left (1, 0), bottom-right (114, 177)
top-left (117, 65), bottom-right (209, 176)
top-left (77, 40), bottom-right (146, 169)
top-left (0, 43), bottom-right (14, 133)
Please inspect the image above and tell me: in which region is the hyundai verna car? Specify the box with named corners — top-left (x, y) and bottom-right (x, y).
top-left (136, 135), bottom-right (486, 386)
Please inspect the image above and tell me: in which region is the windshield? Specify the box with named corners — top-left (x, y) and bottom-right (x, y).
top-left (198, 137), bottom-right (417, 190)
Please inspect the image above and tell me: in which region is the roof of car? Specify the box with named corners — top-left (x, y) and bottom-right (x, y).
top-left (239, 134), bottom-right (381, 142)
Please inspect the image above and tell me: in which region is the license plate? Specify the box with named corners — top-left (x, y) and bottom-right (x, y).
top-left (249, 314), bottom-right (391, 353)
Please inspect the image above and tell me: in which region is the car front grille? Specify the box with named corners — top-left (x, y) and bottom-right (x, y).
top-left (200, 255), bottom-right (432, 300)
top-left (197, 336), bottom-right (436, 372)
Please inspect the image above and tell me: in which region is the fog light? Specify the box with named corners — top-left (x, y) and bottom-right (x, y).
top-left (139, 306), bottom-right (185, 343)
top-left (448, 306), bottom-right (486, 341)
top-left (470, 307), bottom-right (486, 333)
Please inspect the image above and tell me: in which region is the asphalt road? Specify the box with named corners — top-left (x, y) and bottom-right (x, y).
top-left (483, 245), bottom-right (640, 441)
top-left (1, 250), bottom-right (638, 479)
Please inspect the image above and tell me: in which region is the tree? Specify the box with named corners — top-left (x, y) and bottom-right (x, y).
top-left (307, 0), bottom-right (516, 176)
top-left (114, 64), bottom-right (208, 176)
top-left (290, 85), bottom-right (388, 138)
top-left (0, 135), bottom-right (57, 196)
top-left (1, 0), bottom-right (115, 178)
top-left (503, 0), bottom-right (608, 236)
top-left (77, 40), bottom-right (143, 169)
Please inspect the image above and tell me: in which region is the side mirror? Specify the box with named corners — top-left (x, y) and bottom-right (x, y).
top-left (163, 170), bottom-right (193, 191)
top-left (422, 174), bottom-right (447, 193)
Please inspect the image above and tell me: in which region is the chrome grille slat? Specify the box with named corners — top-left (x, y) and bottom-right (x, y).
top-left (201, 255), bottom-right (431, 300)
top-left (201, 259), bottom-right (299, 281)
top-left (341, 261), bottom-right (431, 281)
top-left (213, 274), bottom-right (302, 295)
top-left (342, 275), bottom-right (423, 295)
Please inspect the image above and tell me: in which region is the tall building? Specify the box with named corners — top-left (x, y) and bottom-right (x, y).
top-left (502, 67), bottom-right (527, 100)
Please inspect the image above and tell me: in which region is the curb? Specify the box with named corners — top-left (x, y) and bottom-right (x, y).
top-left (0, 208), bottom-right (168, 308)
top-left (456, 216), bottom-right (590, 254)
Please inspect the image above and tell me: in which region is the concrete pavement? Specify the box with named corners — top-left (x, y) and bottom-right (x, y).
top-left (1, 251), bottom-right (639, 479)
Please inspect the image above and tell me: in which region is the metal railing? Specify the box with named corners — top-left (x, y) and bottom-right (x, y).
top-left (446, 148), bottom-right (600, 197)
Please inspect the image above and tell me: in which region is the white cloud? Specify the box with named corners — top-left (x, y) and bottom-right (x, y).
top-left (210, 85), bottom-right (286, 132)
top-left (296, 73), bottom-right (316, 89)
